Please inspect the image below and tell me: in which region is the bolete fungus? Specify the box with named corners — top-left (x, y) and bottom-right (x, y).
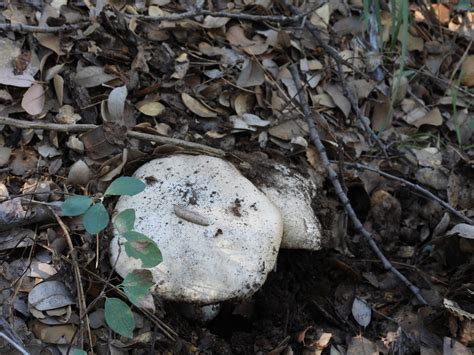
top-left (110, 154), bottom-right (283, 304)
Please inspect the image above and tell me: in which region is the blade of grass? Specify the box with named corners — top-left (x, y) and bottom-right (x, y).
top-left (451, 65), bottom-right (464, 147)
top-left (381, 0), bottom-right (409, 133)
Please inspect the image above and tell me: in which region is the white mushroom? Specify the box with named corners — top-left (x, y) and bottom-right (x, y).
top-left (110, 155), bottom-right (283, 304)
top-left (259, 164), bottom-right (323, 250)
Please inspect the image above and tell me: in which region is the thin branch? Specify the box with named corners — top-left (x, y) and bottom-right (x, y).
top-left (287, 5), bottom-right (388, 157)
top-left (289, 64), bottom-right (427, 305)
top-left (130, 8), bottom-right (313, 24)
top-left (342, 162), bottom-right (474, 226)
top-left (0, 318), bottom-right (28, 355)
top-left (50, 210), bottom-right (94, 351)
top-left (0, 331), bottom-right (28, 355)
top-left (0, 22), bottom-right (89, 33)
top-left (59, 253), bottom-right (179, 341)
top-left (0, 116), bottom-right (225, 157)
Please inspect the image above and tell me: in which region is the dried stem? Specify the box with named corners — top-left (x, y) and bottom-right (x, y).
top-left (289, 64), bottom-right (427, 305)
top-left (0, 22), bottom-right (89, 33)
top-left (0, 116), bottom-right (225, 157)
top-left (343, 162), bottom-right (474, 225)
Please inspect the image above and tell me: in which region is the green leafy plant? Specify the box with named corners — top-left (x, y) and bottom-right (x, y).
top-left (61, 176), bottom-right (162, 340)
top-left (61, 177), bottom-right (145, 234)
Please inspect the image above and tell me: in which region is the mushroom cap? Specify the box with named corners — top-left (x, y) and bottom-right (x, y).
top-left (110, 155), bottom-right (283, 304)
top-left (260, 164), bottom-right (322, 250)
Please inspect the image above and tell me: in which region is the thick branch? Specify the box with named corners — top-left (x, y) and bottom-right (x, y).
top-left (0, 116), bottom-right (225, 157)
top-left (0, 22), bottom-right (89, 33)
top-left (289, 64), bottom-right (427, 305)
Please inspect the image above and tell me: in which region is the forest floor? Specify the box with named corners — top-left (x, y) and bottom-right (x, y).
top-left (0, 1), bottom-right (473, 354)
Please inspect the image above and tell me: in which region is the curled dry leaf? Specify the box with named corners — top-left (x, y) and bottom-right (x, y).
top-left (108, 85), bottom-right (128, 121)
top-left (181, 93), bottom-right (217, 118)
top-left (446, 223), bottom-right (474, 239)
top-left (21, 84), bottom-right (45, 116)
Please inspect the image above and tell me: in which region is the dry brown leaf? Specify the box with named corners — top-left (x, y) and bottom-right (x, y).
top-left (268, 119), bottom-right (308, 141)
top-left (236, 60), bottom-right (265, 88)
top-left (53, 74), bottom-right (64, 105)
top-left (32, 322), bottom-right (76, 344)
top-left (201, 16), bottom-right (230, 29)
top-left (371, 94), bottom-right (392, 132)
top-left (34, 34), bottom-right (65, 56)
top-left (460, 55), bottom-right (474, 87)
top-left (431, 4), bottom-right (450, 25)
top-left (21, 84), bottom-right (45, 116)
top-left (413, 108), bottom-right (443, 127)
top-left (347, 335), bottom-right (378, 355)
top-left (74, 66), bottom-right (117, 88)
top-left (55, 105), bottom-right (81, 124)
top-left (324, 85), bottom-right (350, 118)
top-left (226, 25), bottom-right (268, 55)
top-left (0, 38), bottom-right (37, 87)
top-left (310, 3), bottom-right (330, 29)
top-left (67, 160), bottom-right (91, 186)
top-left (311, 93), bottom-right (336, 108)
top-left (108, 85), bottom-right (127, 121)
top-left (181, 93), bottom-right (217, 118)
top-left (138, 101), bottom-right (166, 116)
top-left (443, 337), bottom-right (471, 355)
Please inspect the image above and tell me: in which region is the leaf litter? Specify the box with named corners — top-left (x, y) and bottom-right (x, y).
top-left (0, 1), bottom-right (472, 354)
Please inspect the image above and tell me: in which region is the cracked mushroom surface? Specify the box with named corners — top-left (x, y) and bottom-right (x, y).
top-left (110, 154), bottom-right (283, 304)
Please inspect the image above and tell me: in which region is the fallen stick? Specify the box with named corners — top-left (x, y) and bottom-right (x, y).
top-left (289, 64), bottom-right (427, 305)
top-left (343, 162), bottom-right (474, 226)
top-left (287, 5), bottom-right (387, 156)
top-left (0, 116), bottom-right (226, 157)
top-left (130, 8), bottom-right (314, 24)
top-left (0, 22), bottom-right (89, 33)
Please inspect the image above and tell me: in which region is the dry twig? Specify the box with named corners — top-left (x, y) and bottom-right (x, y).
top-left (0, 116), bottom-right (225, 157)
top-left (131, 8), bottom-right (313, 23)
top-left (0, 22), bottom-right (89, 33)
top-left (343, 162), bottom-right (474, 225)
top-left (50, 210), bottom-right (94, 351)
top-left (289, 64), bottom-right (427, 305)
top-left (287, 5), bottom-right (387, 156)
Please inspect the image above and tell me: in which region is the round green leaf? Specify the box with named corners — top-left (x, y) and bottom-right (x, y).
top-left (61, 195), bottom-right (93, 216)
top-left (123, 231), bottom-right (162, 268)
top-left (114, 209), bottom-right (135, 234)
top-left (121, 270), bottom-right (154, 308)
top-left (104, 297), bottom-right (135, 338)
top-left (104, 177), bottom-right (145, 196)
top-left (83, 203), bottom-right (109, 234)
